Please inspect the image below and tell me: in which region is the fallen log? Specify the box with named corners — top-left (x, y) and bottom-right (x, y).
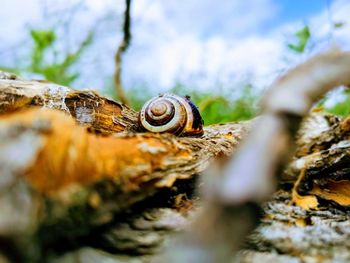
top-left (0, 69), bottom-right (350, 262)
top-left (0, 72), bottom-right (250, 261)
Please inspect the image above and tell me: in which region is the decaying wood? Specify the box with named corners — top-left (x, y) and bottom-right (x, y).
top-left (159, 50), bottom-right (350, 263)
top-left (0, 77), bottom-right (137, 133)
top-left (1, 50), bottom-right (350, 263)
top-left (0, 108), bottom-right (246, 196)
top-left (220, 50), bottom-right (350, 203)
top-left (284, 114), bottom-right (350, 209)
top-left (0, 73), bottom-right (250, 261)
top-left (239, 189), bottom-right (350, 263)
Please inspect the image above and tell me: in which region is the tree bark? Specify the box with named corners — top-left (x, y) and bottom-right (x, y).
top-left (0, 72), bottom-right (249, 262)
top-left (0, 71), bottom-right (350, 262)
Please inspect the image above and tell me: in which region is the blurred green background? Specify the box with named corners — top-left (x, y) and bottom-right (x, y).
top-left (1, 2), bottom-right (350, 125)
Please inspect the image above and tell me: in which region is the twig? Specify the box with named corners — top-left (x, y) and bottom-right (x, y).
top-left (114, 0), bottom-right (132, 105)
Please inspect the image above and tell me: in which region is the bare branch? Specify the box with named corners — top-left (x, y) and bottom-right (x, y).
top-left (114, 0), bottom-right (132, 105)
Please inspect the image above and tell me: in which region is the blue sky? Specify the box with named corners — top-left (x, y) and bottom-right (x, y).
top-left (0, 0), bottom-right (349, 95)
top-left (276, 0), bottom-right (326, 25)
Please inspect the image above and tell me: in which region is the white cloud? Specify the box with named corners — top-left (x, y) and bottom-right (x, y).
top-left (132, 0), bottom-right (278, 39)
top-left (1, 0), bottom-right (350, 96)
top-left (124, 0), bottom-right (282, 91)
top-left (310, 0), bottom-right (350, 50)
top-left (0, 0), bottom-right (41, 43)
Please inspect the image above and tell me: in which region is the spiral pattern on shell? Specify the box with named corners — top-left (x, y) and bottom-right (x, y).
top-left (139, 94), bottom-right (204, 136)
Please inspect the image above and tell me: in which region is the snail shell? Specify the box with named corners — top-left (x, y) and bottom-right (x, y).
top-left (139, 94), bottom-right (204, 136)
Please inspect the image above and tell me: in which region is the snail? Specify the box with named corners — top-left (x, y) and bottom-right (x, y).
top-left (138, 94), bottom-right (204, 136)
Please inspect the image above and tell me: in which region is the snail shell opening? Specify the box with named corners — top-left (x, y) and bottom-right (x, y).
top-left (139, 94), bottom-right (204, 136)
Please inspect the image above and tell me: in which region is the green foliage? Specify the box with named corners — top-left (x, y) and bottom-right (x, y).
top-left (287, 25), bottom-right (311, 53)
top-left (4, 20), bottom-right (349, 127)
top-left (287, 24), bottom-right (350, 118)
top-left (171, 83), bottom-right (259, 125)
top-left (30, 29), bottom-right (56, 71)
top-left (1, 28), bottom-right (93, 86)
top-left (103, 81), bottom-right (155, 110)
top-left (127, 85), bottom-right (155, 110)
top-left (325, 90), bottom-right (350, 116)
top-left (101, 81), bottom-right (260, 125)
top-left (333, 21), bottom-right (345, 28)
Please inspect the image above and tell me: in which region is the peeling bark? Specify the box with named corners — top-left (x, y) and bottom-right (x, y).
top-left (0, 77), bottom-right (137, 133)
top-left (1, 68), bottom-right (350, 262)
top-left (158, 50), bottom-right (350, 263)
top-left (0, 75), bottom-right (250, 261)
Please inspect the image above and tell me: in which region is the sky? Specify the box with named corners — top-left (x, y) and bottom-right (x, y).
top-left (0, 0), bottom-right (349, 97)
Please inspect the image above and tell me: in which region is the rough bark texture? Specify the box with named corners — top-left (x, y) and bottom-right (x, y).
top-left (0, 72), bottom-right (249, 262)
top-left (0, 77), bottom-right (137, 133)
top-left (156, 50), bottom-right (350, 263)
top-left (0, 71), bottom-right (350, 262)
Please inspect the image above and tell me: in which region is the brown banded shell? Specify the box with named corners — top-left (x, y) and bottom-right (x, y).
top-left (138, 94), bottom-right (204, 136)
